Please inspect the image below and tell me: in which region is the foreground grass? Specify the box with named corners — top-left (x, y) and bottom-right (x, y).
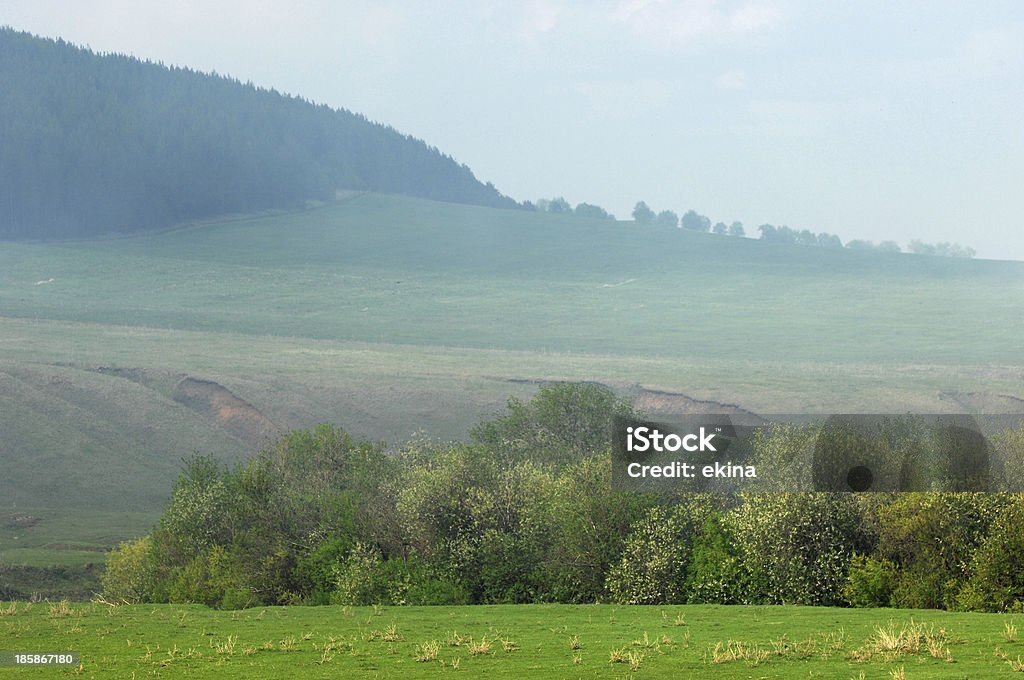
top-left (2, 602), bottom-right (1024, 678)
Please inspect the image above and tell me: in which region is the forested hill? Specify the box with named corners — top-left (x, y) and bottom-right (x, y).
top-left (0, 27), bottom-right (518, 239)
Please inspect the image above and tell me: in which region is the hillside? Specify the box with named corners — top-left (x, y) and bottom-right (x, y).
top-left (2, 193), bottom-right (1024, 529)
top-left (0, 28), bottom-right (517, 240)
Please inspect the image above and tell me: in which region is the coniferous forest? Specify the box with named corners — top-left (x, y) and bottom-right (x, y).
top-left (0, 27), bottom-right (518, 240)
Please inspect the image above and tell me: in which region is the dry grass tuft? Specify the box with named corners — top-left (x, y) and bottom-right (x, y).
top-left (467, 637), bottom-right (492, 656)
top-left (214, 635), bottom-right (236, 655)
top-left (414, 640), bottom-right (440, 662)
top-left (710, 640), bottom-right (771, 666)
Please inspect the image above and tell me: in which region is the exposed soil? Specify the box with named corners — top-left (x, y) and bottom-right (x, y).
top-left (172, 377), bottom-right (277, 447)
top-left (628, 386), bottom-right (763, 421)
top-left (500, 377), bottom-right (762, 420)
top-left (940, 391), bottom-right (1024, 414)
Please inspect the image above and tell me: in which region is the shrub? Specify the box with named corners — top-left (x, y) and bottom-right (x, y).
top-left (728, 492), bottom-right (864, 605)
top-left (538, 457), bottom-right (650, 603)
top-left (877, 493), bottom-right (1007, 609)
top-left (294, 536), bottom-right (355, 605)
top-left (101, 536), bottom-right (156, 603)
top-left (843, 555), bottom-right (897, 607)
top-left (606, 505), bottom-right (697, 604)
top-left (167, 545), bottom-right (250, 608)
top-left (685, 515), bottom-right (748, 604)
top-left (955, 499), bottom-right (1024, 611)
top-left (330, 543), bottom-right (469, 606)
top-left (331, 542), bottom-right (392, 605)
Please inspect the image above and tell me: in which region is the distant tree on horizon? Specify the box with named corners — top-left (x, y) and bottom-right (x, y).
top-left (845, 239), bottom-right (875, 250)
top-left (758, 224), bottom-right (797, 244)
top-left (681, 210), bottom-right (711, 232)
top-left (908, 240), bottom-right (975, 258)
top-left (632, 201), bottom-right (655, 225)
top-left (796, 229), bottom-right (817, 246)
top-left (545, 196), bottom-right (572, 214)
top-left (817, 233), bottom-right (843, 248)
top-left (656, 210), bottom-right (679, 229)
top-left (575, 202), bottom-right (614, 220)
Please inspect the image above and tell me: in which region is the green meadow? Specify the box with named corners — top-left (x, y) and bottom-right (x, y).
top-left (4, 601), bottom-right (1024, 678)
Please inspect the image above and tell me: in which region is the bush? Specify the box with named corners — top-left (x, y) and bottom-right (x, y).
top-left (685, 515), bottom-right (748, 604)
top-left (330, 543), bottom-right (469, 606)
top-left (843, 555), bottom-right (897, 607)
top-left (876, 493), bottom-right (1007, 609)
top-left (538, 457), bottom-right (650, 603)
top-left (728, 492), bottom-right (864, 605)
top-left (167, 545), bottom-right (252, 608)
top-left (331, 542), bottom-right (393, 605)
top-left (955, 499), bottom-right (1024, 612)
top-left (294, 536), bottom-right (355, 605)
top-left (101, 536), bottom-right (156, 603)
top-left (605, 506), bottom-right (697, 604)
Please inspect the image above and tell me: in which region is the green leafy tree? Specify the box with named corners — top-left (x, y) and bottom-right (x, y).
top-left (843, 555), bottom-right (897, 607)
top-left (817, 232), bottom-right (843, 248)
top-left (540, 457), bottom-right (651, 602)
top-left (471, 383), bottom-right (634, 466)
top-left (546, 196), bottom-right (572, 214)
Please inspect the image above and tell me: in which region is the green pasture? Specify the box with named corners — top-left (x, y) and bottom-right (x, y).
top-left (3, 602), bottom-right (1024, 678)
top-left (2, 193), bottom-right (1022, 364)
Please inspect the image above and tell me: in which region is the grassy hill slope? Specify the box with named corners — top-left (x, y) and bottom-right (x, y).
top-left (4, 192), bottom-right (1022, 363)
top-left (1, 192), bottom-right (1022, 545)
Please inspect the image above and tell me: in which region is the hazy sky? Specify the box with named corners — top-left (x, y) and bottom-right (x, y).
top-left (4, 1), bottom-right (1023, 259)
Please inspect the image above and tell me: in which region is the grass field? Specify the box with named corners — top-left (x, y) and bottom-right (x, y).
top-left (3, 602), bottom-right (1024, 678)
top-left (2, 192), bottom-right (1023, 573)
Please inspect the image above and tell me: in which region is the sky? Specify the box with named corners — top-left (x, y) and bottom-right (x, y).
top-left (3, 1), bottom-right (1023, 259)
